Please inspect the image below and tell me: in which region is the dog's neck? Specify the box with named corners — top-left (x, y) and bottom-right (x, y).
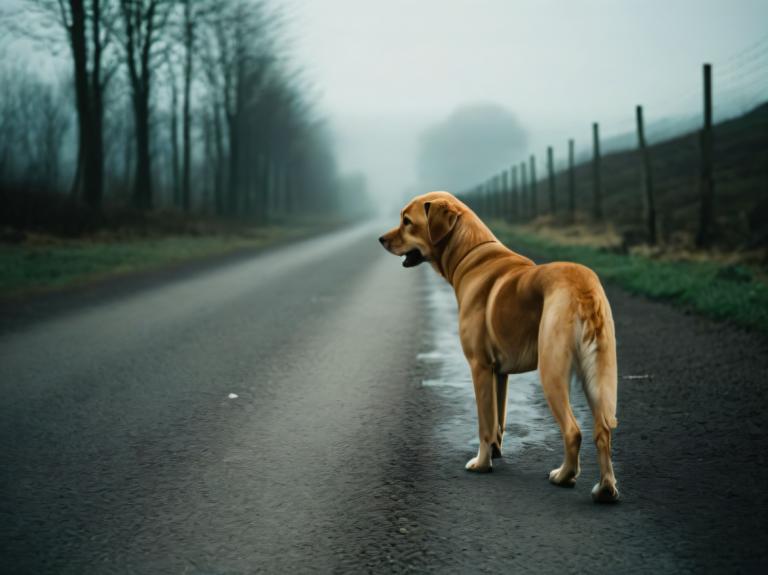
top-left (434, 214), bottom-right (500, 285)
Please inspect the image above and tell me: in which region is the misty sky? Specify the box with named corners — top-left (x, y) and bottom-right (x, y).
top-left (280, 0), bottom-right (768, 212)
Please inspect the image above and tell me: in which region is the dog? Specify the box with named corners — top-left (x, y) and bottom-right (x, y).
top-left (379, 191), bottom-right (619, 503)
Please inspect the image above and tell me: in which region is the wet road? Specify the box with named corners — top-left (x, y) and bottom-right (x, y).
top-left (1, 224), bottom-right (767, 573)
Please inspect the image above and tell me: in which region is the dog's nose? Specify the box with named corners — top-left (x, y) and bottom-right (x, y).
top-left (378, 236), bottom-right (387, 246)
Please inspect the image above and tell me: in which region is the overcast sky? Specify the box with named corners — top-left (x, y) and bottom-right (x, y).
top-left (279, 0), bottom-right (768, 212)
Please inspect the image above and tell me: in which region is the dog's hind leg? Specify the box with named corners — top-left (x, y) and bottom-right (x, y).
top-left (466, 362), bottom-right (497, 472)
top-left (539, 292), bottom-right (582, 487)
top-left (577, 294), bottom-right (620, 503)
top-left (492, 372), bottom-right (508, 459)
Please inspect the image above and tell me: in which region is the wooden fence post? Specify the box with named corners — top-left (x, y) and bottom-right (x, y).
top-left (484, 179), bottom-right (492, 218)
top-left (477, 183), bottom-right (484, 217)
top-left (501, 169), bottom-right (510, 221)
top-left (495, 173), bottom-right (504, 218)
top-left (511, 165), bottom-right (518, 221)
top-left (520, 161), bottom-right (528, 220)
top-left (493, 177), bottom-right (498, 217)
top-left (529, 154), bottom-right (537, 218)
top-left (592, 122), bottom-right (603, 220)
top-left (547, 146), bottom-right (556, 214)
top-left (568, 139), bottom-right (575, 223)
top-left (636, 105), bottom-right (657, 244)
top-left (696, 63), bottom-right (714, 248)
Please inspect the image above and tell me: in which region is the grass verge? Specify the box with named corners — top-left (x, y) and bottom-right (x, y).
top-left (0, 223), bottom-right (328, 299)
top-left (492, 224), bottom-right (768, 335)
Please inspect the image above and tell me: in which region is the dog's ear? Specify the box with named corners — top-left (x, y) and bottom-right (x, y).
top-left (424, 199), bottom-right (459, 244)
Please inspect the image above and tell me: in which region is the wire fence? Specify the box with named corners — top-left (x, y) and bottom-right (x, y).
top-left (459, 36), bottom-right (768, 249)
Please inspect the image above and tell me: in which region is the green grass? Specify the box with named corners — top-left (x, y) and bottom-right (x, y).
top-left (0, 225), bottom-right (321, 298)
top-left (493, 225), bottom-right (768, 335)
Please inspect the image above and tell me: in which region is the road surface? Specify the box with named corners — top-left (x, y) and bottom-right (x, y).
top-left (1, 223), bottom-right (766, 573)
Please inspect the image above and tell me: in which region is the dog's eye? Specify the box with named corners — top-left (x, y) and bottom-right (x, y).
top-left (403, 217), bottom-right (412, 226)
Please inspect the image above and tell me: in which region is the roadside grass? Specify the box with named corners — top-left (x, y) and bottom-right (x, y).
top-left (492, 223), bottom-right (768, 335)
top-left (0, 223), bottom-right (327, 299)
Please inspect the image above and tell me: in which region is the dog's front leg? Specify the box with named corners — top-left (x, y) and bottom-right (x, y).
top-left (493, 372), bottom-right (509, 459)
top-left (466, 363), bottom-right (498, 472)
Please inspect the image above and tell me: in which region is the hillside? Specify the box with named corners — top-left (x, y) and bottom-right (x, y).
top-left (545, 103), bottom-right (768, 248)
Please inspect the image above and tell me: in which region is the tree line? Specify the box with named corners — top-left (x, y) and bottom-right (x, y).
top-left (0, 0), bottom-right (366, 224)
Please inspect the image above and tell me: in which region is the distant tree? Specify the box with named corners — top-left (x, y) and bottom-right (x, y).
top-left (177, 0), bottom-right (210, 212)
top-left (163, 48), bottom-right (181, 206)
top-left (115, 0), bottom-right (173, 210)
top-left (418, 103), bottom-right (527, 193)
top-left (202, 0), bottom-right (278, 216)
top-left (0, 68), bottom-right (69, 190)
top-left (37, 80), bottom-right (71, 189)
top-left (22, 0), bottom-right (118, 209)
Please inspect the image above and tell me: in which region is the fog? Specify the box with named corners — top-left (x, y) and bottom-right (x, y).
top-left (278, 0), bottom-right (768, 213)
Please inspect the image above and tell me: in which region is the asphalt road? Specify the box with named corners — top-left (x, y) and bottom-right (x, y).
top-left (1, 224), bottom-right (766, 574)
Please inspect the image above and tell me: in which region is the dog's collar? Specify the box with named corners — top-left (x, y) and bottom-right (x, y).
top-left (447, 239), bottom-right (497, 284)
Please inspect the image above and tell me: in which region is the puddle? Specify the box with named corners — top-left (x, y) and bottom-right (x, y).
top-left (419, 271), bottom-right (593, 455)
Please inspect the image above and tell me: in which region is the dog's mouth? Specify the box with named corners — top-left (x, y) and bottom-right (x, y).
top-left (402, 248), bottom-right (426, 268)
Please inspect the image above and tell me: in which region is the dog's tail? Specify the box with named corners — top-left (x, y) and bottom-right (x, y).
top-left (574, 282), bottom-right (618, 430)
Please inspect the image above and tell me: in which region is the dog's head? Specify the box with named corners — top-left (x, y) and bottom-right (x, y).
top-left (378, 191), bottom-right (462, 268)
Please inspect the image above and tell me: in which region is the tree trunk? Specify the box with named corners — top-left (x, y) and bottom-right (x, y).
top-left (170, 75), bottom-right (180, 206)
top-left (202, 110), bottom-right (213, 212)
top-left (133, 92), bottom-right (152, 210)
top-left (65, 0), bottom-right (104, 211)
top-left (212, 104), bottom-right (225, 216)
top-left (68, 0), bottom-right (90, 204)
top-left (182, 0), bottom-right (193, 212)
top-left (87, 99), bottom-right (103, 210)
top-left (86, 0), bottom-right (104, 211)
top-left (227, 118), bottom-right (239, 216)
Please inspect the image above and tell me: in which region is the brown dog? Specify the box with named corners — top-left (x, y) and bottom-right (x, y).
top-left (379, 191), bottom-right (619, 503)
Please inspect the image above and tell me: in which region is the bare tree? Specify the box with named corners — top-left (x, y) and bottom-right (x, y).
top-left (3, 0), bottom-right (354, 224)
top-left (38, 81), bottom-right (71, 189)
top-left (0, 67), bottom-right (69, 190)
top-left (116, 0), bottom-right (173, 210)
top-left (21, 0), bottom-right (118, 209)
top-left (202, 1), bottom-right (278, 216)
top-left (164, 48), bottom-right (181, 206)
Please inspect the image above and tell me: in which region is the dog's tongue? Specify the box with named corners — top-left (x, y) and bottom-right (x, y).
top-left (402, 249), bottom-right (425, 268)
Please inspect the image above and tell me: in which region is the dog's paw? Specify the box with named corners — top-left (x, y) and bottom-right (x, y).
top-left (591, 481), bottom-right (620, 503)
top-left (465, 456), bottom-right (492, 473)
top-left (491, 443), bottom-right (503, 459)
top-left (548, 465), bottom-right (578, 487)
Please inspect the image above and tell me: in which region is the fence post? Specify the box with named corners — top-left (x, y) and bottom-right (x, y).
top-left (501, 169), bottom-right (510, 221)
top-left (547, 146), bottom-right (556, 215)
top-left (520, 161), bottom-right (528, 220)
top-left (490, 177), bottom-right (496, 218)
top-left (636, 105), bottom-right (657, 244)
top-left (511, 165), bottom-right (518, 221)
top-left (489, 176), bottom-right (496, 219)
top-left (568, 139), bottom-right (575, 223)
top-left (592, 122), bottom-right (603, 220)
top-left (495, 173), bottom-right (504, 219)
top-left (696, 63), bottom-right (714, 248)
top-left (486, 178), bottom-right (492, 219)
top-left (529, 154), bottom-right (537, 218)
